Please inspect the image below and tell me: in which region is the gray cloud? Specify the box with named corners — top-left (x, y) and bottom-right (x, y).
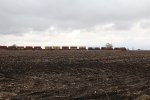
top-left (0, 0), bottom-right (150, 34)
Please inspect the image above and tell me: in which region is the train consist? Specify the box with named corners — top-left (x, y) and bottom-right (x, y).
top-left (0, 45), bottom-right (127, 51)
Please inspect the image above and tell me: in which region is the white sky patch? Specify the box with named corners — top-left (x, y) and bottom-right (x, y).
top-left (0, 20), bottom-right (150, 50)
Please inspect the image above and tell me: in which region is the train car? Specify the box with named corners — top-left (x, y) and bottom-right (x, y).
top-left (0, 46), bottom-right (8, 50)
top-left (101, 47), bottom-right (106, 50)
top-left (8, 46), bottom-right (17, 50)
top-left (114, 47), bottom-right (127, 51)
top-left (88, 47), bottom-right (93, 50)
top-left (79, 46), bottom-right (86, 50)
top-left (120, 47), bottom-right (127, 51)
top-left (101, 47), bottom-right (113, 50)
top-left (94, 47), bottom-right (100, 50)
top-left (88, 47), bottom-right (100, 50)
top-left (62, 46), bottom-right (69, 50)
top-left (107, 48), bottom-right (113, 50)
top-left (17, 46), bottom-right (24, 50)
top-left (70, 46), bottom-right (78, 50)
top-left (53, 46), bottom-right (61, 50)
top-left (25, 46), bottom-right (33, 50)
top-left (34, 46), bottom-right (42, 50)
top-left (45, 46), bottom-right (53, 50)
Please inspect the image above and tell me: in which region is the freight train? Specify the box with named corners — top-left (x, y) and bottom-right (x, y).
top-left (0, 45), bottom-right (127, 51)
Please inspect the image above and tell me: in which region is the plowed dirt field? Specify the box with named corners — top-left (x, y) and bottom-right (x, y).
top-left (0, 50), bottom-right (150, 100)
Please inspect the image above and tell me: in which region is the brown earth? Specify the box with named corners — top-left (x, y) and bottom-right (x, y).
top-left (0, 50), bottom-right (150, 100)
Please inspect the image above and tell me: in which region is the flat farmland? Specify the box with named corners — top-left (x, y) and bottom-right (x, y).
top-left (0, 50), bottom-right (150, 100)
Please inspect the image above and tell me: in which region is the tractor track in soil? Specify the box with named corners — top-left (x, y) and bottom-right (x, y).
top-left (0, 50), bottom-right (150, 100)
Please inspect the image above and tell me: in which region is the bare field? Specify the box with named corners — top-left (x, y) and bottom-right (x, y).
top-left (0, 50), bottom-right (150, 100)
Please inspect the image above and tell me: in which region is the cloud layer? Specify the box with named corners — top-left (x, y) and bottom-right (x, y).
top-left (0, 0), bottom-right (150, 49)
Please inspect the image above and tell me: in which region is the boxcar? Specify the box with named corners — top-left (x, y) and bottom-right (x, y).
top-left (88, 47), bottom-right (93, 50)
top-left (101, 47), bottom-right (113, 50)
top-left (114, 47), bottom-right (127, 51)
top-left (34, 46), bottom-right (42, 50)
top-left (79, 46), bottom-right (86, 50)
top-left (45, 46), bottom-right (53, 50)
top-left (53, 46), bottom-right (61, 50)
top-left (70, 46), bottom-right (78, 50)
top-left (62, 46), bottom-right (69, 50)
top-left (0, 46), bottom-right (8, 50)
top-left (94, 47), bottom-right (100, 50)
top-left (17, 46), bottom-right (24, 50)
top-left (25, 46), bottom-right (33, 50)
top-left (8, 46), bottom-right (17, 50)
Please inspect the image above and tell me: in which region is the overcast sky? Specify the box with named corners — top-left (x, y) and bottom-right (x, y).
top-left (0, 0), bottom-right (150, 49)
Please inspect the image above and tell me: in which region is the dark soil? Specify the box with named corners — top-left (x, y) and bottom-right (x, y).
top-left (0, 50), bottom-right (150, 100)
